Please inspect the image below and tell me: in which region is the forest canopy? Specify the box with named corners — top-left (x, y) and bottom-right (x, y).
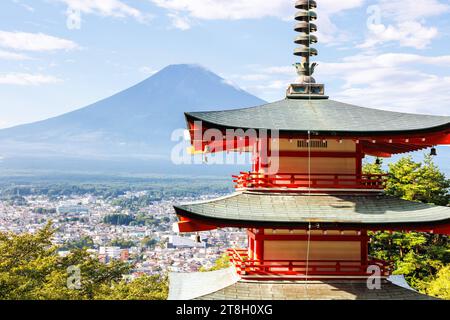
top-left (0, 223), bottom-right (168, 300)
top-left (364, 155), bottom-right (450, 299)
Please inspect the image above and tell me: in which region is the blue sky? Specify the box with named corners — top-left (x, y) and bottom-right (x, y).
top-left (1, 0), bottom-right (450, 129)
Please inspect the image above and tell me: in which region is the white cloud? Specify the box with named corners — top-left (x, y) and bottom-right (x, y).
top-left (153, 0), bottom-right (364, 20)
top-left (360, 21), bottom-right (438, 50)
top-left (316, 53), bottom-right (450, 81)
top-left (0, 49), bottom-right (31, 60)
top-left (152, 0), bottom-right (290, 21)
top-left (230, 67), bottom-right (296, 101)
top-left (59, 0), bottom-right (144, 20)
top-left (167, 13), bottom-right (191, 30)
top-left (379, 0), bottom-right (449, 21)
top-left (366, 53), bottom-right (450, 68)
top-left (152, 0), bottom-right (447, 48)
top-left (12, 0), bottom-right (35, 12)
top-left (0, 73), bottom-right (62, 86)
top-left (0, 31), bottom-right (78, 52)
top-left (22, 4), bottom-right (35, 12)
top-left (319, 53), bottom-right (450, 115)
top-left (232, 53), bottom-right (450, 115)
top-left (331, 73), bottom-right (450, 116)
top-left (360, 0), bottom-right (449, 49)
top-left (152, 0), bottom-right (365, 40)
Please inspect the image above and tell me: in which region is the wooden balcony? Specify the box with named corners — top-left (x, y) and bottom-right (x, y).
top-left (227, 248), bottom-right (391, 280)
top-left (233, 172), bottom-right (388, 191)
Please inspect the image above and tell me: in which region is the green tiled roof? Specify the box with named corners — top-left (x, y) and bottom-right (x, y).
top-left (186, 98), bottom-right (450, 134)
top-left (174, 192), bottom-right (450, 226)
top-left (195, 279), bottom-right (436, 300)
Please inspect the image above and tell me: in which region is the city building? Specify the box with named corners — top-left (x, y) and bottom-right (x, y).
top-left (57, 205), bottom-right (89, 215)
top-left (99, 246), bottom-right (122, 260)
top-left (167, 235), bottom-right (206, 249)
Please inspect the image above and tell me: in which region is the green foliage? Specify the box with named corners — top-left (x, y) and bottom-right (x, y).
top-left (386, 155), bottom-right (450, 206)
top-left (0, 177), bottom-right (231, 202)
top-left (111, 195), bottom-right (161, 211)
top-left (103, 213), bottom-right (167, 227)
top-left (365, 155), bottom-right (450, 299)
top-left (103, 214), bottom-right (135, 226)
top-left (61, 236), bottom-right (95, 251)
top-left (199, 254), bottom-right (231, 272)
top-left (0, 223), bottom-right (168, 300)
top-left (362, 158), bottom-right (385, 175)
top-left (133, 212), bottom-right (157, 226)
top-left (425, 266), bottom-right (450, 299)
top-left (363, 155), bottom-right (450, 206)
top-left (99, 275), bottom-right (168, 300)
top-left (33, 208), bottom-right (57, 214)
top-left (109, 239), bottom-right (136, 249)
top-left (370, 231), bottom-right (450, 291)
top-left (141, 237), bottom-right (157, 248)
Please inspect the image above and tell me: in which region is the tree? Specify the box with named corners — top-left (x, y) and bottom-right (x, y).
top-left (61, 236), bottom-right (95, 250)
top-left (425, 266), bottom-right (450, 299)
top-left (0, 222), bottom-right (58, 300)
top-left (363, 155), bottom-right (450, 206)
top-left (362, 158), bottom-right (385, 175)
top-left (364, 155), bottom-right (450, 299)
top-left (99, 275), bottom-right (168, 300)
top-left (141, 237), bottom-right (157, 248)
top-left (199, 254), bottom-right (230, 272)
top-left (103, 214), bottom-right (135, 226)
top-left (109, 239), bottom-right (136, 249)
top-left (0, 223), bottom-right (168, 300)
top-left (386, 155), bottom-right (449, 205)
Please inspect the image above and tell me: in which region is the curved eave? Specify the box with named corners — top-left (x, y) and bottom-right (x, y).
top-left (174, 206), bottom-right (450, 231)
top-left (173, 192), bottom-right (450, 232)
top-left (184, 98), bottom-right (450, 137)
top-left (185, 112), bottom-right (450, 137)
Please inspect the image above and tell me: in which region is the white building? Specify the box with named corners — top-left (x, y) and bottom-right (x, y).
top-left (99, 246), bottom-right (122, 259)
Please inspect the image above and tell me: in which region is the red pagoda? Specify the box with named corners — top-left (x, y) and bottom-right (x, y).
top-left (169, 0), bottom-right (450, 300)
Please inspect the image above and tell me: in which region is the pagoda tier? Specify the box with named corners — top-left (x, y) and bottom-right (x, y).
top-left (168, 265), bottom-right (436, 300)
top-left (186, 99), bottom-right (450, 157)
top-left (174, 193), bottom-right (450, 280)
top-left (191, 279), bottom-right (435, 300)
top-left (186, 99), bottom-right (450, 135)
top-left (176, 96), bottom-right (450, 281)
top-left (174, 192), bottom-right (450, 234)
top-left (175, 99), bottom-right (450, 280)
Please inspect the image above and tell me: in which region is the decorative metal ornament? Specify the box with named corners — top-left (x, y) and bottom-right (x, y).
top-left (287, 0), bottom-right (326, 98)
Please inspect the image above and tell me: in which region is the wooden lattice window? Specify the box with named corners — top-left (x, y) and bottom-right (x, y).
top-left (297, 140), bottom-right (328, 148)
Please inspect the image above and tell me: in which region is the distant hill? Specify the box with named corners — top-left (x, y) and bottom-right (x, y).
top-left (0, 64), bottom-right (265, 162)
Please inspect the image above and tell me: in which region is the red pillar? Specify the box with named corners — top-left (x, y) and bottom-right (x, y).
top-left (254, 228), bottom-right (264, 260)
top-left (252, 140), bottom-right (260, 172)
top-left (259, 138), bottom-right (270, 171)
top-left (355, 143), bottom-right (363, 177)
top-left (360, 229), bottom-right (369, 265)
top-left (249, 235), bottom-right (254, 259)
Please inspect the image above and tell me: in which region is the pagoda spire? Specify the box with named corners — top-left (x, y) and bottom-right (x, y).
top-left (287, 0), bottom-right (326, 99)
top-left (294, 0), bottom-right (318, 83)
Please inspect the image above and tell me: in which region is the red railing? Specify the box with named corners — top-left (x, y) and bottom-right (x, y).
top-left (227, 248), bottom-right (391, 279)
top-left (233, 172), bottom-right (388, 190)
